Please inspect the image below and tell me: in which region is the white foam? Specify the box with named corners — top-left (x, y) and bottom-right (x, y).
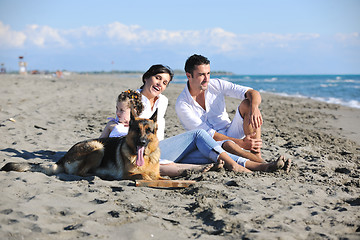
top-left (261, 90), bottom-right (360, 109)
top-left (326, 78), bottom-right (359, 83)
top-left (264, 77), bottom-right (278, 82)
top-left (320, 84), bottom-right (338, 88)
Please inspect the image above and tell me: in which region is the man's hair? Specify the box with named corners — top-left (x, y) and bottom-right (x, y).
top-left (184, 54), bottom-right (210, 75)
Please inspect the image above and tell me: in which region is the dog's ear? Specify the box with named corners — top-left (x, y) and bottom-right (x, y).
top-left (130, 105), bottom-right (138, 121)
top-left (150, 109), bottom-right (157, 123)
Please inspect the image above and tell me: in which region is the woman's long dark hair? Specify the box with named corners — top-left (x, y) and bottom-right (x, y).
top-left (140, 64), bottom-right (174, 89)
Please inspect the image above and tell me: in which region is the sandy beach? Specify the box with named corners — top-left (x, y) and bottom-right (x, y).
top-left (0, 73), bottom-right (359, 240)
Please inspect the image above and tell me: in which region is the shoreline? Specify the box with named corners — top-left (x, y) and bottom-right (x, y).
top-left (0, 74), bottom-right (359, 239)
top-left (259, 92), bottom-right (360, 145)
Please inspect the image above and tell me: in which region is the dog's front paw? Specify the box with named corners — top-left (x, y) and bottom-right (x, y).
top-left (159, 176), bottom-right (170, 180)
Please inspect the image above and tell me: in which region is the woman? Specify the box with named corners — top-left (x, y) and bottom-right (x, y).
top-left (137, 64), bottom-right (171, 141)
top-left (136, 65), bottom-right (291, 177)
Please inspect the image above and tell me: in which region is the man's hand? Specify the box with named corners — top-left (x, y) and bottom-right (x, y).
top-left (249, 106), bottom-right (263, 129)
top-left (245, 89), bottom-right (263, 129)
top-left (234, 133), bottom-right (262, 152)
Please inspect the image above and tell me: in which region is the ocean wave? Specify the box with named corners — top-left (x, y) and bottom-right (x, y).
top-left (259, 90), bottom-right (306, 99)
top-left (260, 90), bottom-right (360, 109)
top-left (313, 97), bottom-right (360, 109)
top-left (326, 79), bottom-right (360, 83)
top-left (263, 77), bottom-right (278, 82)
top-left (320, 84), bottom-right (338, 88)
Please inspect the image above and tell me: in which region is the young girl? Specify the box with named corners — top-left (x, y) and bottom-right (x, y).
top-left (99, 89), bottom-right (143, 139)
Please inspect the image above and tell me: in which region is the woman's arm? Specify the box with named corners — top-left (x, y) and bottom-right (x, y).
top-left (155, 96), bottom-right (168, 141)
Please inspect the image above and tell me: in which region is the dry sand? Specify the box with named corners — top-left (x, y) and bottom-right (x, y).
top-left (0, 73), bottom-right (359, 240)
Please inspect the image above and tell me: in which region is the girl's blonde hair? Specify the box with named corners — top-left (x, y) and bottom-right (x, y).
top-left (117, 89), bottom-right (144, 115)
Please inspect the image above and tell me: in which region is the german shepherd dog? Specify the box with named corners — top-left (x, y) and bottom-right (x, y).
top-left (1, 108), bottom-right (162, 180)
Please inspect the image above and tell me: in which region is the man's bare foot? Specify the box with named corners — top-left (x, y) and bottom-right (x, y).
top-left (266, 156), bottom-right (285, 172)
top-left (283, 159), bottom-right (291, 173)
top-left (266, 156), bottom-right (292, 173)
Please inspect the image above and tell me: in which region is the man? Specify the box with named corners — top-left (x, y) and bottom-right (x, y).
top-left (175, 54), bottom-right (263, 158)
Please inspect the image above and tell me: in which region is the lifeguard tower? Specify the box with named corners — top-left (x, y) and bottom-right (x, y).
top-left (18, 56), bottom-right (27, 75)
top-left (0, 63), bottom-right (5, 74)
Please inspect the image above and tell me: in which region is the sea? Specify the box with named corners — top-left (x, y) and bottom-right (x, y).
top-left (172, 74), bottom-right (360, 109)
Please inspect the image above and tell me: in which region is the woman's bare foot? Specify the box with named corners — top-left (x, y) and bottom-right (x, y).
top-left (202, 160), bottom-right (225, 173)
top-left (228, 164), bottom-right (252, 173)
top-left (239, 167), bottom-right (253, 173)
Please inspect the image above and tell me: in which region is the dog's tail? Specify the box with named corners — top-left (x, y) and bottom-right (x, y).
top-left (1, 162), bottom-right (64, 175)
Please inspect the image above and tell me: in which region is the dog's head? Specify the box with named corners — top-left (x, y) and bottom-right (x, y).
top-left (126, 107), bottom-right (158, 166)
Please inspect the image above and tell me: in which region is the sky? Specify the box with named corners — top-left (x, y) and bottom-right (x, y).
top-left (0, 0), bottom-right (359, 74)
